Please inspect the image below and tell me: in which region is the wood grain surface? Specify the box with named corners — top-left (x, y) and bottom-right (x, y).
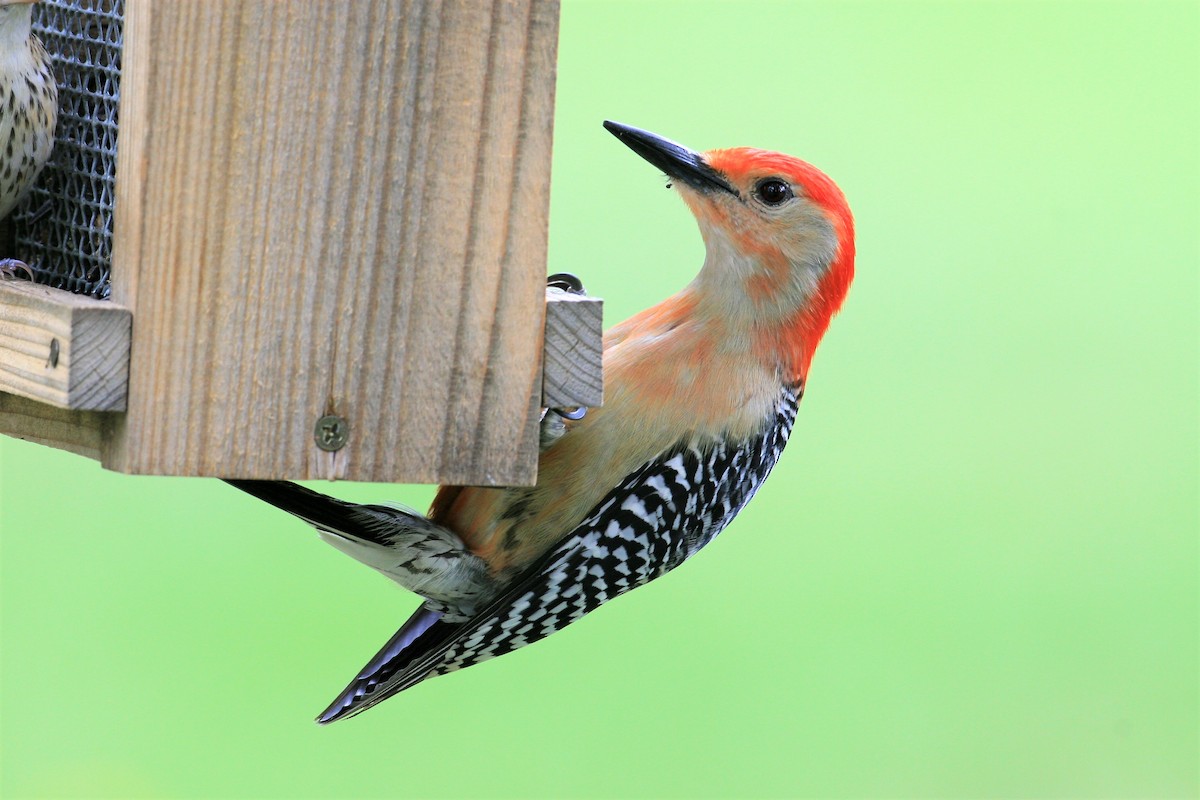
top-left (105, 0), bottom-right (561, 484)
top-left (0, 281), bottom-right (131, 411)
top-left (0, 391), bottom-right (110, 459)
top-left (542, 292), bottom-right (603, 409)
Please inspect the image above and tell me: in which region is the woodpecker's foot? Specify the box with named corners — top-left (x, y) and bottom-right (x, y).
top-left (547, 272), bottom-right (586, 295)
top-left (541, 273), bottom-right (589, 451)
top-left (539, 406), bottom-right (587, 451)
top-left (0, 259), bottom-right (35, 282)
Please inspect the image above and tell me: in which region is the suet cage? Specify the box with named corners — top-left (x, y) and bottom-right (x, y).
top-left (12, 0), bottom-right (121, 300)
top-left (0, 0), bottom-right (602, 485)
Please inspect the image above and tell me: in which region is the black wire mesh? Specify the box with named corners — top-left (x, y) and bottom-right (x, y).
top-left (9, 0), bottom-right (123, 300)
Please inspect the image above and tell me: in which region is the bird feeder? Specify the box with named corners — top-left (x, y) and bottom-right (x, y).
top-left (0, 0), bottom-right (603, 485)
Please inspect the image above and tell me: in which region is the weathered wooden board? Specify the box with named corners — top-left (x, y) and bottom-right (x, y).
top-left (0, 287), bottom-right (605, 475)
top-left (103, 0), bottom-right (561, 484)
top-left (0, 391), bottom-right (109, 460)
top-left (0, 281), bottom-right (131, 411)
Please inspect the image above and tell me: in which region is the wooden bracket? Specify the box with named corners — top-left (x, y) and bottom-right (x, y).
top-left (542, 290), bottom-right (603, 409)
top-left (1, 283), bottom-right (603, 480)
top-left (0, 281), bottom-right (131, 411)
top-left (0, 391), bottom-right (109, 459)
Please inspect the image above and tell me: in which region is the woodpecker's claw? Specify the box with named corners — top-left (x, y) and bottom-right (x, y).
top-left (0, 260), bottom-right (35, 281)
top-left (541, 273), bottom-right (590, 448)
top-left (547, 272), bottom-right (586, 295)
top-left (539, 406), bottom-right (586, 451)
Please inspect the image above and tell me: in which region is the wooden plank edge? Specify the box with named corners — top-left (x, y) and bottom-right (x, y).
top-left (542, 290), bottom-right (603, 409)
top-left (0, 391), bottom-right (111, 460)
top-left (0, 281), bottom-right (132, 411)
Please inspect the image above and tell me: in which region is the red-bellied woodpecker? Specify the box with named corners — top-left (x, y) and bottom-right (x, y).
top-left (226, 121), bottom-right (855, 723)
top-left (0, 0), bottom-right (56, 281)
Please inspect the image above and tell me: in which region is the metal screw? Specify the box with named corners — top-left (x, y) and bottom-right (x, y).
top-left (314, 414), bottom-right (349, 452)
top-left (47, 338), bottom-right (59, 369)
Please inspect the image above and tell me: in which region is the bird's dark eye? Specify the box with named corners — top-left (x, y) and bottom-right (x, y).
top-left (755, 178), bottom-right (793, 206)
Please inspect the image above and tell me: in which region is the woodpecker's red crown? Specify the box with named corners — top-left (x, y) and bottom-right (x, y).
top-left (701, 146), bottom-right (855, 357)
top-left (605, 121), bottom-right (855, 380)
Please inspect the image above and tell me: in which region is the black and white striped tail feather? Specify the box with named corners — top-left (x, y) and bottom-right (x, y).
top-left (316, 382), bottom-right (802, 723)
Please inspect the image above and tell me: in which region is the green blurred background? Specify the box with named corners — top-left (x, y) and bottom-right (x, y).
top-left (2, 1), bottom-right (1197, 797)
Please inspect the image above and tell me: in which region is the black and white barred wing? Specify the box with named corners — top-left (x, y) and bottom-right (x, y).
top-left (317, 384), bottom-right (801, 723)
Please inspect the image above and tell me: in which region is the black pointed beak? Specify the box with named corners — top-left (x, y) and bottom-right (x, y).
top-left (604, 121), bottom-right (738, 197)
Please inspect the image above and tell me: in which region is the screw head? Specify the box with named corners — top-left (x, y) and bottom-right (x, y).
top-left (314, 414), bottom-right (349, 451)
top-left (47, 338), bottom-right (60, 369)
